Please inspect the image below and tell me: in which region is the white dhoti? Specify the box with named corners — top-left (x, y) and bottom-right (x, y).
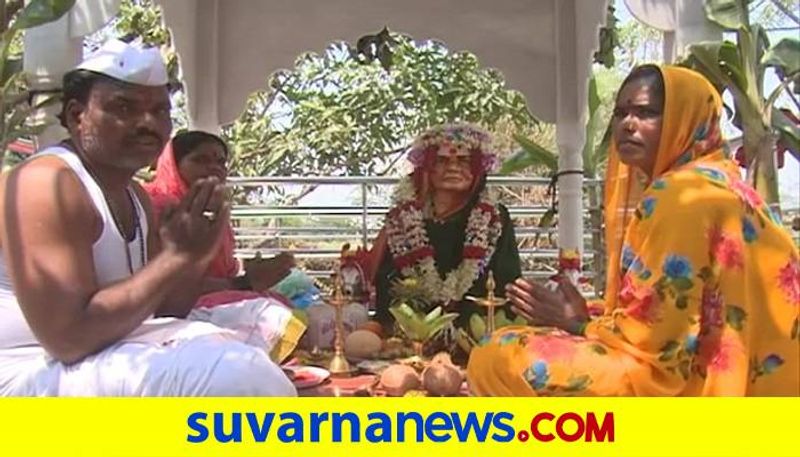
top-left (0, 298), bottom-right (302, 397)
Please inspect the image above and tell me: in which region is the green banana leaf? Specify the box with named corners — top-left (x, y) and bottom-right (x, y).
top-left (773, 109), bottom-right (800, 162)
top-left (761, 37), bottom-right (800, 76)
top-left (389, 304), bottom-right (458, 342)
top-left (500, 133), bottom-right (558, 175)
top-left (9, 0), bottom-right (76, 33)
top-left (703, 0), bottom-right (748, 30)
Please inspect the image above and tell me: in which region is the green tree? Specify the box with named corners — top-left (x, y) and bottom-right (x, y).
top-left (683, 0), bottom-right (800, 208)
top-left (224, 32), bottom-right (538, 180)
top-left (616, 14), bottom-right (663, 68)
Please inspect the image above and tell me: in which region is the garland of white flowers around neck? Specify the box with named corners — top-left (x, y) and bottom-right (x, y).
top-left (385, 177), bottom-right (503, 305)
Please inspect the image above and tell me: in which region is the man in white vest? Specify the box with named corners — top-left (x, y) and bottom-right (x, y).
top-left (0, 40), bottom-right (296, 396)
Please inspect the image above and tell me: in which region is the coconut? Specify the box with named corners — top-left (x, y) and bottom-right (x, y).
top-left (379, 364), bottom-right (421, 397)
top-left (358, 321), bottom-right (385, 339)
top-left (344, 330), bottom-right (382, 360)
top-left (422, 352), bottom-right (463, 396)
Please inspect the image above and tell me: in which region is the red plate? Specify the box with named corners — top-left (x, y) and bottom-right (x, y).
top-left (283, 366), bottom-right (331, 389)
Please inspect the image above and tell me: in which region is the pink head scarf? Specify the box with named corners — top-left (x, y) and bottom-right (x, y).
top-left (143, 140), bottom-right (239, 279)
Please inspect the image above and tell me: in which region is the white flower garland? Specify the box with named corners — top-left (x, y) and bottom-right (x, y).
top-left (385, 177), bottom-right (503, 304)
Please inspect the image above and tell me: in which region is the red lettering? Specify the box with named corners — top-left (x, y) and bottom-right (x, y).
top-left (555, 413), bottom-right (584, 442)
top-left (585, 412), bottom-right (615, 442)
top-left (530, 412), bottom-right (555, 442)
top-left (529, 412), bottom-right (615, 443)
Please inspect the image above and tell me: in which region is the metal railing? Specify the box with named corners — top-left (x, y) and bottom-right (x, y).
top-left (784, 207), bottom-right (800, 246)
top-left (228, 176), bottom-right (800, 280)
top-left (227, 175), bottom-right (603, 280)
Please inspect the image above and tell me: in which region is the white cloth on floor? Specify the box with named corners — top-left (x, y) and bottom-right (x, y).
top-left (0, 312), bottom-right (297, 397)
top-left (188, 298), bottom-right (296, 352)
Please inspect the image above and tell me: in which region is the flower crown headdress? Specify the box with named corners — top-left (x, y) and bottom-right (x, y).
top-left (407, 123), bottom-right (497, 174)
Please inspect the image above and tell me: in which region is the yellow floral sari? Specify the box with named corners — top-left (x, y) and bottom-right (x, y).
top-left (467, 66), bottom-right (799, 396)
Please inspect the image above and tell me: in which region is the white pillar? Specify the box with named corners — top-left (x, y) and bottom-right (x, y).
top-left (663, 30), bottom-right (676, 63)
top-left (157, 0), bottom-right (221, 132)
top-left (191, 0), bottom-right (221, 132)
top-left (554, 0), bottom-right (585, 254)
top-left (23, 15), bottom-right (82, 148)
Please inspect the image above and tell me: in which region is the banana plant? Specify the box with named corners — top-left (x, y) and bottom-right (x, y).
top-left (389, 303), bottom-right (458, 344)
top-left (682, 0), bottom-right (800, 209)
top-left (1, 0), bottom-right (76, 164)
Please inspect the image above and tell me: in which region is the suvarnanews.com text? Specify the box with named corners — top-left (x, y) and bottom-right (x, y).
top-left (187, 410), bottom-right (615, 444)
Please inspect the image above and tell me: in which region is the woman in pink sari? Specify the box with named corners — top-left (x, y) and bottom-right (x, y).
top-left (144, 131), bottom-right (293, 300)
top-left (143, 131), bottom-right (304, 362)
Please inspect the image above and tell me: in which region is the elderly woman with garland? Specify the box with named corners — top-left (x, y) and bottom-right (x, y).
top-left (372, 124), bottom-right (522, 336)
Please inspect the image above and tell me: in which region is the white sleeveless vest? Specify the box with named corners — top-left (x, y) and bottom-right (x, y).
top-left (0, 146), bottom-right (148, 349)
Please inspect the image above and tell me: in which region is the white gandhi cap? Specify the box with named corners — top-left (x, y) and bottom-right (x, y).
top-left (76, 39), bottom-right (168, 86)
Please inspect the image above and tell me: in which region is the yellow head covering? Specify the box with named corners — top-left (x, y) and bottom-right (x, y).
top-left (604, 65), bottom-right (727, 308)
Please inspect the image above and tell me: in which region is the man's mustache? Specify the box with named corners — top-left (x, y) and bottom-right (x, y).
top-left (125, 130), bottom-right (164, 144)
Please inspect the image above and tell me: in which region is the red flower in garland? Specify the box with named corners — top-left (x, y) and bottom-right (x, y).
top-left (395, 246), bottom-right (435, 270)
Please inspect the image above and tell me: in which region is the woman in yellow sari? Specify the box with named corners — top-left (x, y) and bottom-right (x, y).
top-left (467, 65), bottom-right (799, 396)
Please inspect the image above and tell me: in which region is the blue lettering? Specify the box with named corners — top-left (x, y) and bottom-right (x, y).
top-left (424, 412), bottom-right (453, 442)
top-left (186, 412), bottom-right (208, 443)
top-left (451, 412), bottom-right (493, 442)
top-left (365, 413), bottom-right (392, 443)
top-left (188, 410), bottom-right (523, 444)
top-left (278, 413), bottom-right (304, 442)
top-left (310, 412), bottom-right (329, 442)
top-left (397, 412), bottom-right (425, 442)
top-left (491, 412), bottom-right (515, 442)
top-left (214, 413), bottom-right (242, 443)
top-left (245, 412), bottom-right (275, 442)
top-left (332, 412), bottom-right (360, 442)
